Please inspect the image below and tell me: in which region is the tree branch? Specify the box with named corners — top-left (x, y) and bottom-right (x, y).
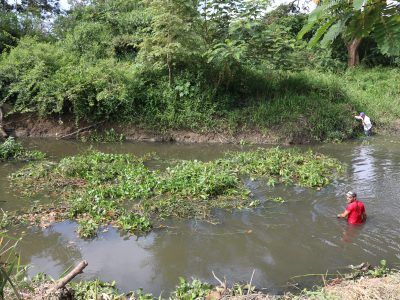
top-left (47, 260), bottom-right (88, 294)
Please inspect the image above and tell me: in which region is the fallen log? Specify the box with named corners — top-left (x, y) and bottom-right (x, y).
top-left (59, 121), bottom-right (105, 139)
top-left (47, 260), bottom-right (88, 294)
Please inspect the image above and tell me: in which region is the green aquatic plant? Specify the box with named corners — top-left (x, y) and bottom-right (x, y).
top-left (8, 147), bottom-right (344, 236)
top-left (69, 279), bottom-right (121, 300)
top-left (0, 137), bottom-right (46, 160)
top-left (171, 277), bottom-right (214, 300)
top-left (368, 260), bottom-right (391, 278)
top-left (86, 128), bottom-right (125, 142)
top-left (269, 197), bottom-right (286, 203)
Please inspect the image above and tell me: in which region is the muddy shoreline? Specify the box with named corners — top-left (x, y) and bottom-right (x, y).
top-left (3, 111), bottom-right (400, 145)
top-left (2, 112), bottom-right (312, 145)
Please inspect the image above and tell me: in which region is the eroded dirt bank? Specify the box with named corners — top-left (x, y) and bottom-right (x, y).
top-left (2, 111), bottom-right (400, 144)
top-left (2, 113), bottom-right (312, 144)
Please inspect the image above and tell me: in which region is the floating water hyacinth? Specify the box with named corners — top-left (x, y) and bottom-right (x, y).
top-left (7, 147), bottom-right (345, 236)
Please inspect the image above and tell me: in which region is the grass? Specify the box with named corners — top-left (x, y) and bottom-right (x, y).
top-left (4, 263), bottom-right (400, 300)
top-left (7, 147), bottom-right (345, 236)
top-left (217, 66), bottom-right (400, 141)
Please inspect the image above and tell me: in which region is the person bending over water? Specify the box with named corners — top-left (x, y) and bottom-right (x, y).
top-left (355, 112), bottom-right (372, 136)
top-left (337, 191), bottom-right (367, 225)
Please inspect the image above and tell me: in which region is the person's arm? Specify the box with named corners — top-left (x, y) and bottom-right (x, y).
top-left (338, 210), bottom-right (349, 218)
top-left (362, 211), bottom-right (367, 222)
top-left (355, 116), bottom-right (362, 120)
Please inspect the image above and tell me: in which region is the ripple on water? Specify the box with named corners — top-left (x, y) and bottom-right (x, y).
top-left (1, 136), bottom-right (400, 295)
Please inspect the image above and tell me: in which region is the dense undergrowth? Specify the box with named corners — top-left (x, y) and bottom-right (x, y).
top-left (1, 0), bottom-right (399, 142)
top-left (7, 147), bottom-right (344, 236)
top-left (1, 42), bottom-right (398, 141)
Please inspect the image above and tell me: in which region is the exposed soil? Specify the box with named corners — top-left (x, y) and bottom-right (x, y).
top-left (2, 112), bottom-right (312, 145)
top-left (2, 104), bottom-right (399, 144)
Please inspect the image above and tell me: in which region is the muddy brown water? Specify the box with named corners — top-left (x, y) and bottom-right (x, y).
top-left (1, 136), bottom-right (400, 296)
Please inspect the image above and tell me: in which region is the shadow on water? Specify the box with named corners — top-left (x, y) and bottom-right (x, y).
top-left (2, 136), bottom-right (400, 296)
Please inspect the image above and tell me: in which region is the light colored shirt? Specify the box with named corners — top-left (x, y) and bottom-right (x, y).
top-left (355, 115), bottom-right (372, 131)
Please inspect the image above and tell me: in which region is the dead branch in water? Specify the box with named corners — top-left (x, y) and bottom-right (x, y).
top-left (59, 121), bottom-right (105, 139)
top-left (47, 260), bottom-right (88, 294)
top-left (247, 269), bottom-right (256, 295)
top-left (212, 271), bottom-right (225, 288)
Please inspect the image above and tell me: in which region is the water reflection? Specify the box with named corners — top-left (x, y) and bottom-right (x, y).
top-left (1, 136), bottom-right (400, 295)
top-left (338, 222), bottom-right (364, 244)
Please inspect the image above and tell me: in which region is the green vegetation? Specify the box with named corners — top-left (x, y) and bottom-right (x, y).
top-left (84, 128), bottom-right (125, 142)
top-left (8, 147), bottom-right (344, 236)
top-left (0, 0), bottom-right (399, 142)
top-left (298, 0), bottom-right (400, 67)
top-left (0, 137), bottom-right (46, 160)
top-left (4, 258), bottom-right (400, 299)
top-left (0, 233), bottom-right (25, 300)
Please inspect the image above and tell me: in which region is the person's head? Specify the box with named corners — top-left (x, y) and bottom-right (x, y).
top-left (359, 112), bottom-right (365, 119)
top-left (346, 191), bottom-right (357, 203)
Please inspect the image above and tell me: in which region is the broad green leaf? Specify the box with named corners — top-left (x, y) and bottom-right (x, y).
top-left (308, 15), bottom-right (339, 48)
top-left (298, 0), bottom-right (341, 39)
top-left (353, 0), bottom-right (364, 10)
top-left (320, 12), bottom-right (352, 47)
top-left (309, 0), bottom-right (340, 23)
top-left (298, 19), bottom-right (318, 39)
top-left (373, 14), bottom-right (400, 55)
top-left (345, 3), bottom-right (382, 40)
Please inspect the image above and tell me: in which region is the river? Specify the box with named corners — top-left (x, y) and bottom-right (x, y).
top-left (1, 136), bottom-right (400, 296)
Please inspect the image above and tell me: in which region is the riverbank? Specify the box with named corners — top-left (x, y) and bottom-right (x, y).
top-left (3, 111), bottom-right (400, 145)
top-left (1, 67), bottom-right (400, 145)
top-left (2, 112), bottom-right (309, 145)
top-left (5, 269), bottom-right (400, 300)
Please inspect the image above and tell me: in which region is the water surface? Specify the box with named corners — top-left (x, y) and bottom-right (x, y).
top-left (1, 136), bottom-right (400, 295)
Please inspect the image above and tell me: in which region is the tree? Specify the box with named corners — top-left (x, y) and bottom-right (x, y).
top-left (298, 0), bottom-right (400, 67)
top-left (140, 0), bottom-right (202, 87)
top-left (1, 0), bottom-right (61, 17)
top-left (202, 0), bottom-right (299, 90)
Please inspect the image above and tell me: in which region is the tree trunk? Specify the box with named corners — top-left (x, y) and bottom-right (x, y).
top-left (346, 38), bottom-right (363, 67)
top-left (167, 30), bottom-right (172, 88)
top-left (0, 106), bottom-right (7, 138)
top-left (167, 52), bottom-right (171, 88)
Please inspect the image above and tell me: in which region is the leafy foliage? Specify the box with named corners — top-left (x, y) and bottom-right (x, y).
top-left (0, 137), bottom-right (46, 160)
top-left (0, 0), bottom-right (399, 142)
top-left (9, 147), bottom-right (344, 234)
top-left (298, 0), bottom-right (400, 56)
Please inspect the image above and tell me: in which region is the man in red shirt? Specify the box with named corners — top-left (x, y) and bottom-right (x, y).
top-left (337, 191), bottom-right (367, 225)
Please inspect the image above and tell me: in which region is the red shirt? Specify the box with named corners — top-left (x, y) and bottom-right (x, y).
top-left (346, 201), bottom-right (365, 225)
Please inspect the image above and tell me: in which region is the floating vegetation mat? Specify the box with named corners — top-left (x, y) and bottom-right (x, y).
top-left (1, 137), bottom-right (46, 160)
top-left (6, 147), bottom-right (345, 236)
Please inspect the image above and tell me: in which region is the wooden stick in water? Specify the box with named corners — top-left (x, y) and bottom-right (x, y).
top-left (47, 260), bottom-right (88, 293)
